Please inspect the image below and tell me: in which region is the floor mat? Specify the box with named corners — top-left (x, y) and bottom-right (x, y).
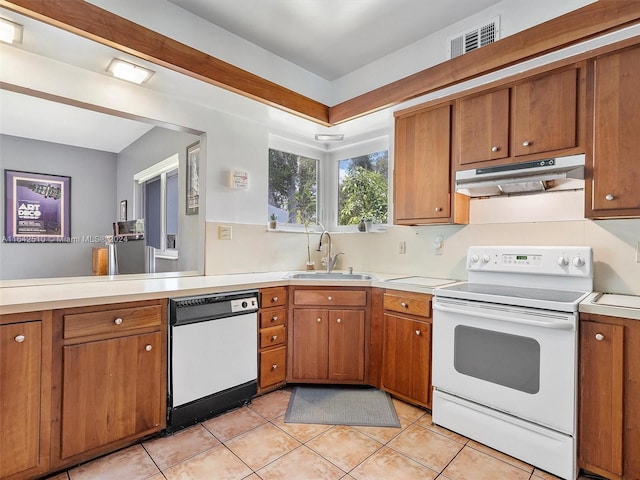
top-left (284, 386), bottom-right (400, 427)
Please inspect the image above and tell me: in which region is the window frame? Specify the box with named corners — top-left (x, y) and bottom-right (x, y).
top-left (133, 153), bottom-right (179, 259)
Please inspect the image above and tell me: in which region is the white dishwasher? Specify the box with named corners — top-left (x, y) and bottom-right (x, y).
top-left (167, 290), bottom-right (258, 433)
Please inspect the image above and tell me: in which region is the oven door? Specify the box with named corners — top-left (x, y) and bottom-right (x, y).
top-left (432, 296), bottom-right (577, 434)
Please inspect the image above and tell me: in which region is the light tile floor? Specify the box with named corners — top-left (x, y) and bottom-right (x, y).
top-left (46, 388), bottom-right (594, 480)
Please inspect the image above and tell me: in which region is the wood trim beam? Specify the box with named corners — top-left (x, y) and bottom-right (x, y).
top-left (2, 1), bottom-right (640, 127)
top-left (0, 0), bottom-right (331, 125)
top-left (329, 0), bottom-right (640, 124)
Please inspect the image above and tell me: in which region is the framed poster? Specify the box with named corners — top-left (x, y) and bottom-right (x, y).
top-left (186, 141), bottom-right (200, 215)
top-left (4, 170), bottom-right (71, 243)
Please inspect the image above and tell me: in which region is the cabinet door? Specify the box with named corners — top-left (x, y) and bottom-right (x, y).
top-left (60, 331), bottom-right (163, 459)
top-left (291, 309), bottom-right (328, 380)
top-left (0, 321), bottom-right (42, 478)
top-left (513, 68), bottom-right (578, 156)
top-left (394, 105), bottom-right (452, 223)
top-left (591, 45), bottom-right (640, 214)
top-left (381, 314), bottom-right (431, 407)
top-left (458, 88), bottom-right (510, 165)
top-left (328, 309), bottom-right (365, 381)
top-left (579, 321), bottom-right (624, 476)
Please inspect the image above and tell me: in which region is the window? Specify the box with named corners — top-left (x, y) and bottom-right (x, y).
top-left (337, 150), bottom-right (388, 225)
top-left (134, 154), bottom-right (179, 258)
top-left (268, 148), bottom-right (318, 226)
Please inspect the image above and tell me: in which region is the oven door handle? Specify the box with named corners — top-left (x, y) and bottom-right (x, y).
top-left (433, 303), bottom-right (574, 330)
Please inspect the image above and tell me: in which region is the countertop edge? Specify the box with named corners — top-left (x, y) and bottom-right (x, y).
top-left (579, 292), bottom-right (640, 321)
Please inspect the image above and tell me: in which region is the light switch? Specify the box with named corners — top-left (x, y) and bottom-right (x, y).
top-left (218, 225), bottom-right (232, 240)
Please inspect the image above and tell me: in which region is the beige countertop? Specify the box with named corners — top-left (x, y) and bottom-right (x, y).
top-left (0, 271), bottom-right (458, 315)
top-left (579, 292), bottom-right (640, 321)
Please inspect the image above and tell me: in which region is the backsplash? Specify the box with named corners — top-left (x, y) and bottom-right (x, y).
top-left (205, 219), bottom-right (640, 295)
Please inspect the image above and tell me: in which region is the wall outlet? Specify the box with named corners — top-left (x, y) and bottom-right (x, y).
top-left (399, 240), bottom-right (406, 254)
top-left (434, 235), bottom-right (444, 255)
top-left (218, 225), bottom-right (232, 240)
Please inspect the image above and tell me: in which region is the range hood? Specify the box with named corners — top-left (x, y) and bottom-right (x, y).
top-left (455, 155), bottom-right (585, 197)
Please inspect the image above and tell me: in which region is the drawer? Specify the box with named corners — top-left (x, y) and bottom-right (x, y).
top-left (384, 291), bottom-right (432, 318)
top-left (260, 325), bottom-right (286, 348)
top-left (260, 287), bottom-right (287, 308)
top-left (260, 347), bottom-right (286, 388)
top-left (64, 305), bottom-right (162, 339)
top-left (294, 289), bottom-right (367, 306)
top-left (259, 307), bottom-right (286, 328)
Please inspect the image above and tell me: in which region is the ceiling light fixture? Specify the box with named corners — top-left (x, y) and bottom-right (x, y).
top-left (0, 17), bottom-right (23, 44)
top-left (107, 58), bottom-right (155, 85)
top-left (315, 134), bottom-right (344, 142)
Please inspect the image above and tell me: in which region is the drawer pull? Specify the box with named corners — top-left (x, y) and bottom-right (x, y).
top-left (328, 296), bottom-right (333, 301)
top-left (271, 364), bottom-right (278, 371)
top-left (336, 318), bottom-right (342, 324)
top-left (435, 207), bottom-right (442, 212)
top-left (272, 296), bottom-right (279, 303)
top-left (491, 146), bottom-right (499, 152)
top-left (145, 344), bottom-right (153, 351)
top-left (522, 140), bottom-right (531, 147)
top-left (400, 302), bottom-right (408, 308)
top-left (271, 316), bottom-right (278, 322)
top-left (595, 333), bottom-right (604, 341)
top-left (271, 335), bottom-right (278, 342)
top-left (317, 318), bottom-right (322, 323)
top-left (114, 317), bottom-right (123, 325)
top-left (415, 330), bottom-right (421, 336)
top-left (14, 334), bottom-right (26, 343)
top-left (605, 194), bottom-right (615, 201)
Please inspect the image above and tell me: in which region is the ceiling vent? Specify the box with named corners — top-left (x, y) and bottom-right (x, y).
top-left (448, 16), bottom-right (500, 59)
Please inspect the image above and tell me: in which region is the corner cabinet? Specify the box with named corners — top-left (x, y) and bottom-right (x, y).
top-left (258, 287), bottom-right (288, 393)
top-left (394, 103), bottom-right (469, 225)
top-left (380, 290), bottom-right (432, 409)
top-left (51, 300), bottom-right (167, 469)
top-left (288, 287), bottom-right (369, 383)
top-left (579, 313), bottom-right (640, 479)
top-left (587, 44), bottom-right (640, 218)
top-left (0, 312), bottom-right (52, 480)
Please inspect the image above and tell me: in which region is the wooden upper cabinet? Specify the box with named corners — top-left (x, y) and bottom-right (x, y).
top-left (394, 104), bottom-right (454, 224)
top-left (588, 44), bottom-right (640, 217)
top-left (512, 67), bottom-right (579, 157)
top-left (457, 88), bottom-right (510, 166)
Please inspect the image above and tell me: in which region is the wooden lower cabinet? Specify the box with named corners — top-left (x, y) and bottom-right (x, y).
top-left (579, 314), bottom-right (640, 479)
top-left (380, 291), bottom-right (432, 408)
top-left (0, 313), bottom-right (52, 480)
top-left (288, 287), bottom-right (368, 384)
top-left (51, 300), bottom-right (167, 470)
top-left (258, 287), bottom-right (288, 392)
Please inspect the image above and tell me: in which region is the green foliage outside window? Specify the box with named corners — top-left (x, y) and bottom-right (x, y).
top-left (338, 151), bottom-right (388, 225)
top-left (268, 149), bottom-right (317, 224)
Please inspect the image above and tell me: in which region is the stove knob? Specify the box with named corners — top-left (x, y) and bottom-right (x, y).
top-left (481, 255), bottom-right (491, 264)
top-left (469, 254), bottom-right (479, 264)
top-left (573, 257), bottom-right (585, 267)
top-left (557, 256), bottom-right (569, 267)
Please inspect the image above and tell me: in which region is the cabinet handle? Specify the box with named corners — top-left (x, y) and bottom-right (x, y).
top-left (271, 316), bottom-right (278, 322)
top-left (271, 335), bottom-right (278, 342)
top-left (522, 141), bottom-right (531, 147)
top-left (491, 146), bottom-right (499, 152)
top-left (435, 207), bottom-right (442, 212)
top-left (400, 302), bottom-right (408, 308)
top-left (145, 344), bottom-right (153, 351)
top-left (336, 318), bottom-right (342, 323)
top-left (595, 333), bottom-right (604, 341)
top-left (271, 364), bottom-right (278, 371)
top-left (114, 317), bottom-right (123, 325)
top-left (415, 330), bottom-right (421, 336)
top-left (272, 296), bottom-right (278, 303)
top-left (328, 296), bottom-right (333, 301)
top-left (317, 318), bottom-right (322, 323)
top-left (605, 194), bottom-right (615, 201)
top-left (14, 334), bottom-right (25, 343)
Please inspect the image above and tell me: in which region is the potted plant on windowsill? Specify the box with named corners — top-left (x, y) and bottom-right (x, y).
top-left (269, 214), bottom-right (277, 230)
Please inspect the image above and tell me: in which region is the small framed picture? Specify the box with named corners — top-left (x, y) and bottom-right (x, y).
top-left (120, 200), bottom-right (127, 221)
top-left (186, 142), bottom-right (200, 215)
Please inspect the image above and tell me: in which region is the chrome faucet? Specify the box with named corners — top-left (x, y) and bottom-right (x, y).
top-left (316, 231), bottom-right (343, 273)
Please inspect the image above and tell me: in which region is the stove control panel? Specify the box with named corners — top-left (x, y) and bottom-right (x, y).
top-left (467, 246), bottom-right (593, 277)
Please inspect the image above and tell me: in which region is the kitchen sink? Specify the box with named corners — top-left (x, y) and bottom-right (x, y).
top-left (285, 272), bottom-right (377, 280)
